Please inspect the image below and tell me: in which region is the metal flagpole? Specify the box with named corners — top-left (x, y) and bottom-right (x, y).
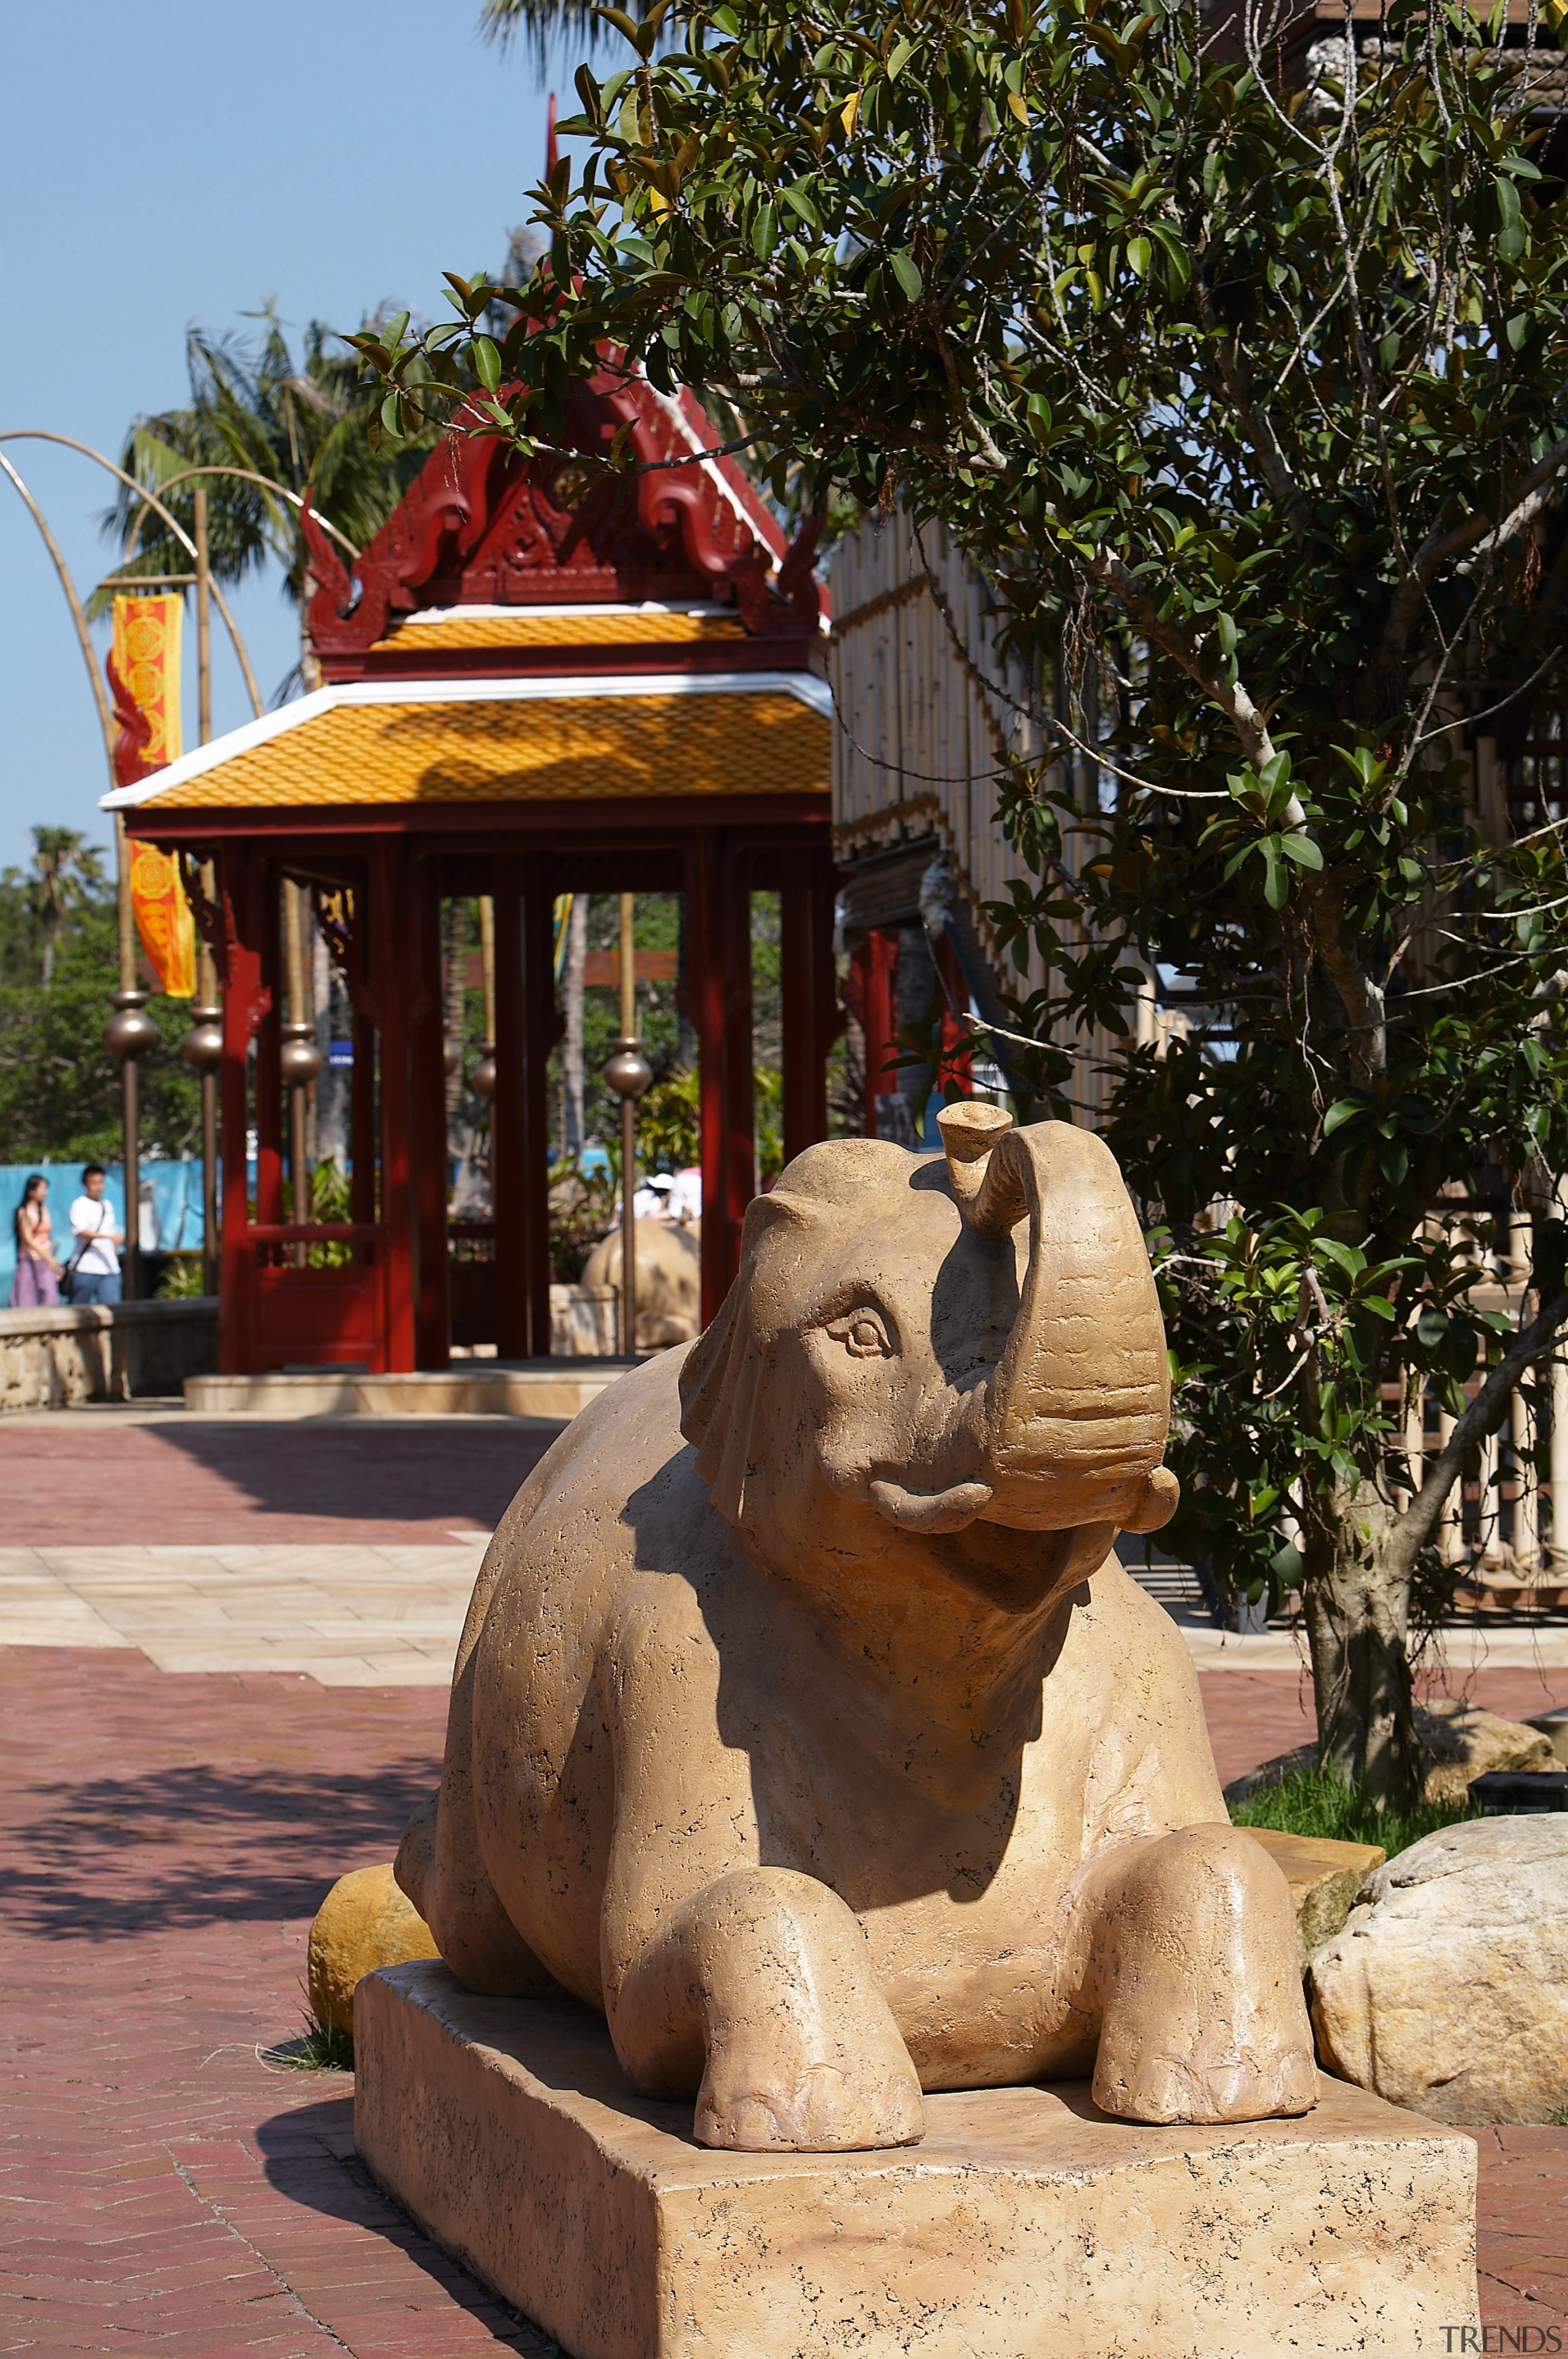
top-left (603, 894), bottom-right (651, 1357)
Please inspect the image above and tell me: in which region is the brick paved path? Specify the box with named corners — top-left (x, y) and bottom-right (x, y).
top-left (3, 1640), bottom-right (1564, 2350)
top-left (0, 1413), bottom-right (557, 1546)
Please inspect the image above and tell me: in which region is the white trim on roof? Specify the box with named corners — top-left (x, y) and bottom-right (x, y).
top-left (634, 372), bottom-right (790, 563)
top-left (396, 599), bottom-right (736, 625)
top-left (100, 669), bottom-right (834, 809)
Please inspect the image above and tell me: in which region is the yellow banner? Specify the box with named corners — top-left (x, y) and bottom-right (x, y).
top-left (111, 594), bottom-right (183, 773)
top-left (111, 595), bottom-right (195, 998)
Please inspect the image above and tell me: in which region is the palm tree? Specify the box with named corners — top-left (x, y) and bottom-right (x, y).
top-left (30, 828), bottom-right (107, 987)
top-left (478, 0), bottom-right (662, 58)
top-left (96, 310), bottom-right (445, 698)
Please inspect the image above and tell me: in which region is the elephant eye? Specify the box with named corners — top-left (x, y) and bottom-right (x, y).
top-left (826, 1307), bottom-right (892, 1360)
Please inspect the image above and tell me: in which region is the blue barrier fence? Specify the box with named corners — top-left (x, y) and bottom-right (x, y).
top-left (0, 1161), bottom-right (209, 1291)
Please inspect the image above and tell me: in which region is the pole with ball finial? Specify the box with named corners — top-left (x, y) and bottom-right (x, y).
top-left (603, 893), bottom-right (651, 1357)
top-left (103, 987), bottom-right (159, 1299)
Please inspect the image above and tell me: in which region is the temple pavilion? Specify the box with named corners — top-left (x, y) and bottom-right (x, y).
top-left (104, 371), bottom-right (836, 1376)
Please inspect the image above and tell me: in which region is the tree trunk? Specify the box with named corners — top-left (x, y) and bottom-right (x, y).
top-left (561, 894), bottom-right (587, 1158)
top-left (1301, 1485), bottom-right (1422, 1808)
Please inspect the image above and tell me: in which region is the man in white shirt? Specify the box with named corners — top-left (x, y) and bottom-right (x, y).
top-left (630, 1172), bottom-right (676, 1223)
top-left (668, 1167), bottom-right (701, 1226)
top-left (69, 1164), bottom-right (124, 1307)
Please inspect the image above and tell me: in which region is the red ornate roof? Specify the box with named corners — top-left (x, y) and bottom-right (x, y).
top-left (304, 368), bottom-right (824, 684)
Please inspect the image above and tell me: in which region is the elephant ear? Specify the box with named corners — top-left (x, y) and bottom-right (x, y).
top-left (679, 1190), bottom-right (807, 1533)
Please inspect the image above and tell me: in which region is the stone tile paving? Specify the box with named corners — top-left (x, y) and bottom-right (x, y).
top-left (0, 1546), bottom-right (491, 1684)
top-left (3, 1635), bottom-right (1565, 2350)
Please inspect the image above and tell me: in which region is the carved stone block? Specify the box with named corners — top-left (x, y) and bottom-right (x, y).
top-left (355, 1963), bottom-right (1478, 2359)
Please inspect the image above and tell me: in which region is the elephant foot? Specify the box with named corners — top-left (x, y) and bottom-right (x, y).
top-left (696, 2025), bottom-right (925, 2153)
top-left (1073, 1824), bottom-right (1317, 2127)
top-left (610, 1865), bottom-right (925, 2154)
top-left (1093, 2026), bottom-right (1317, 2126)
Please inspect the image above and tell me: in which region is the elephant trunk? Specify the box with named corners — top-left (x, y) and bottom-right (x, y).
top-left (938, 1105), bottom-right (1177, 1535)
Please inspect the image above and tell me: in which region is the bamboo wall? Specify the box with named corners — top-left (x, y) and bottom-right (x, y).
top-left (828, 510), bottom-right (1179, 1122)
top-left (829, 510), bottom-right (1046, 990)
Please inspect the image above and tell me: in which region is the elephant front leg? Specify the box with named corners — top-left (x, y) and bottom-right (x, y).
top-left (606, 1866), bottom-right (925, 2153)
top-left (1061, 1824), bottom-right (1317, 2125)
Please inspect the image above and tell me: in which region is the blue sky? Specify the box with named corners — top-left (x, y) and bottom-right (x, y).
top-left (0, 2), bottom-right (574, 871)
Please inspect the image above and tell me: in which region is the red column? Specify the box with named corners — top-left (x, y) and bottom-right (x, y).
top-left (370, 840), bottom-right (416, 1373)
top-left (780, 858), bottom-right (838, 1168)
top-left (688, 829), bottom-right (755, 1326)
top-left (254, 862), bottom-right (284, 1228)
top-left (218, 846), bottom-right (270, 1375)
top-left (349, 991), bottom-right (377, 1231)
top-left (933, 929), bottom-right (973, 1095)
top-left (409, 854), bottom-right (450, 1371)
top-left (851, 929), bottom-right (898, 1137)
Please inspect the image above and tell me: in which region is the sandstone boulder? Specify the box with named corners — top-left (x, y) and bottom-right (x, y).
top-left (1309, 1815), bottom-right (1568, 2123)
top-left (307, 1863), bottom-right (439, 2039)
top-left (1418, 1697), bottom-right (1554, 1803)
top-left (1527, 1705), bottom-right (1568, 1766)
top-left (1224, 1697), bottom-right (1553, 1809)
top-left (1239, 1828), bottom-right (1387, 1970)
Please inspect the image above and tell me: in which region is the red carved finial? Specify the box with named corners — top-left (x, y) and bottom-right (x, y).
top-left (546, 91), bottom-right (558, 178)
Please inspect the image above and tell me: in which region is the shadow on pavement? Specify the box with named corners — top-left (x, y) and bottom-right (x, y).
top-left (1, 1756), bottom-right (436, 1939)
top-left (255, 2094), bottom-right (556, 2353)
top-left (146, 1419), bottom-right (556, 1529)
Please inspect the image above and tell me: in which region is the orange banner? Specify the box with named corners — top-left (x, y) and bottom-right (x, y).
top-left (109, 595), bottom-right (195, 998)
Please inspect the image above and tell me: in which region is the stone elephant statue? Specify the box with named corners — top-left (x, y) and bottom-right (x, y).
top-left (398, 1104), bottom-right (1314, 2152)
top-left (582, 1217), bottom-right (701, 1348)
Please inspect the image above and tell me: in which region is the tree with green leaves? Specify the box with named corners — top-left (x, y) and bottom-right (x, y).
top-left (27, 828), bottom-right (106, 988)
top-left (360, 0), bottom-right (1568, 1809)
top-left (98, 309), bottom-right (445, 696)
top-left (0, 859), bottom-right (198, 1162)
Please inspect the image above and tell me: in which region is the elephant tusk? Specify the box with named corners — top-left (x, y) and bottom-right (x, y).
top-left (869, 1479), bottom-right (995, 1534)
top-left (1120, 1466), bottom-right (1181, 1535)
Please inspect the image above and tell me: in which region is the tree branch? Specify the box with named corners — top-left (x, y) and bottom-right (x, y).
top-left (1456, 428), bottom-right (1568, 579)
top-left (1384, 1283), bottom-right (1568, 1584)
top-left (1381, 429), bottom-right (1568, 659)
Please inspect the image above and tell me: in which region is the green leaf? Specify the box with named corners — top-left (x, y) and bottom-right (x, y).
top-left (1126, 235), bottom-right (1151, 277)
top-left (887, 35), bottom-right (914, 77)
top-left (889, 249), bottom-right (923, 301)
top-left (1278, 831), bottom-right (1323, 870)
top-left (472, 336), bottom-right (502, 394)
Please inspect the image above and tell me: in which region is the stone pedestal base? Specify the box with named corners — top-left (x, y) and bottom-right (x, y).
top-left (355, 1962), bottom-right (1478, 2359)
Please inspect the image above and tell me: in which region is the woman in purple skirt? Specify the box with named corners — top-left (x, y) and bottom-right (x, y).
top-left (10, 1173), bottom-right (62, 1307)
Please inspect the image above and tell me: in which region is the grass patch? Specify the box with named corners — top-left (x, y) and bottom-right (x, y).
top-left (260, 2015), bottom-right (354, 2072)
top-left (1228, 1763), bottom-right (1480, 1859)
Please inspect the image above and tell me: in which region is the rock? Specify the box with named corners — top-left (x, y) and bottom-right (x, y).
top-left (1526, 1705), bottom-right (1568, 1766)
top-left (1224, 1697), bottom-right (1553, 1808)
top-left (1309, 1814), bottom-right (1568, 2123)
top-left (1419, 1698), bottom-right (1553, 1804)
top-left (307, 1863), bottom-right (439, 2039)
top-left (1239, 1827), bottom-right (1387, 1970)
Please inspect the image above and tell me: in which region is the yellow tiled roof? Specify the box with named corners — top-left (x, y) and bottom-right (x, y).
top-left (134, 689), bottom-right (829, 808)
top-left (372, 610), bottom-right (747, 651)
